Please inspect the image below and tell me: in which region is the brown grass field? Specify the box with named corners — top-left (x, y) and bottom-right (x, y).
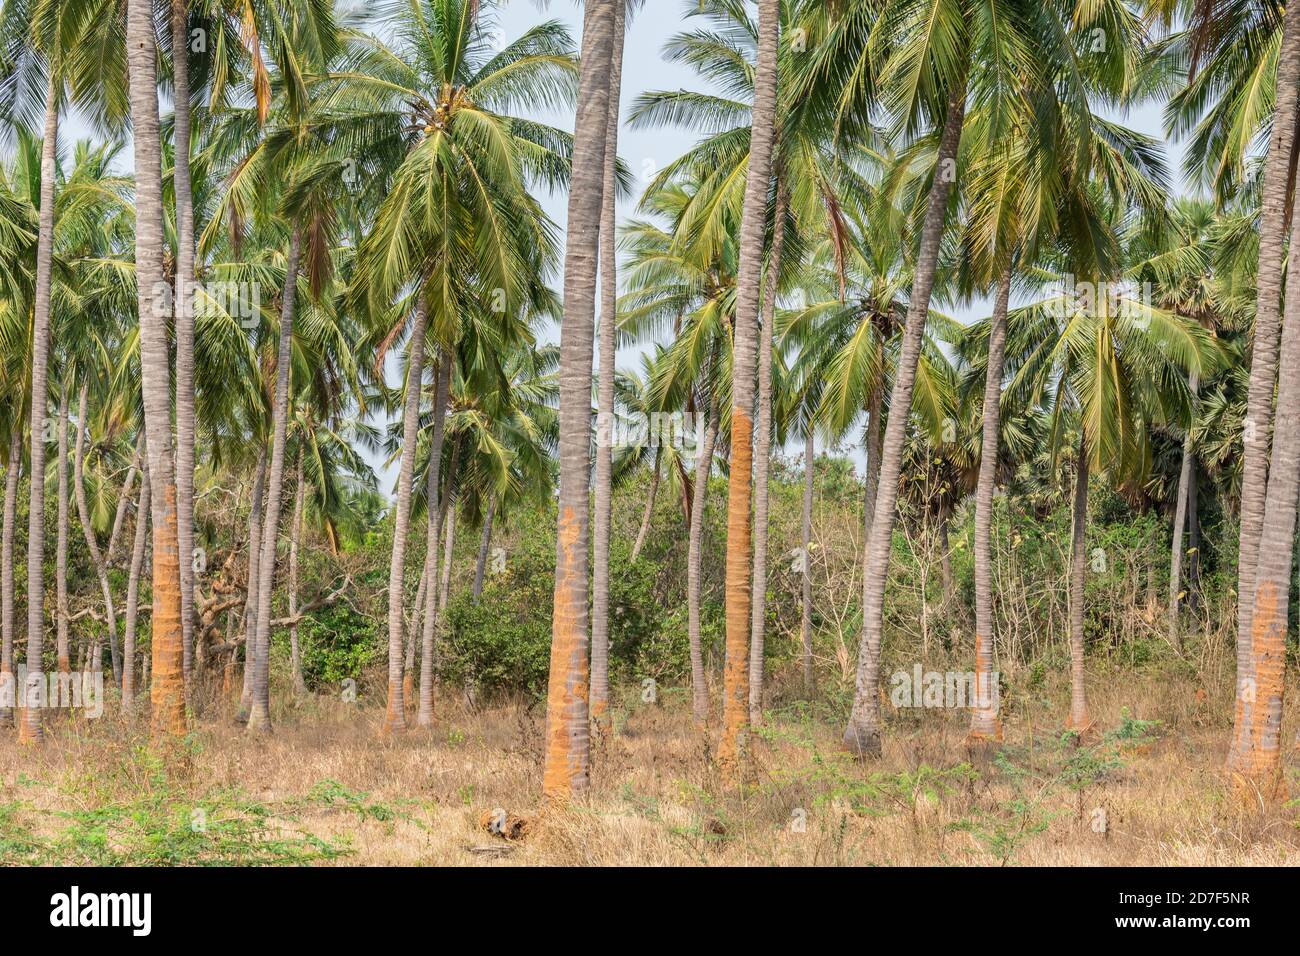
top-left (2, 658), bottom-right (1299, 867)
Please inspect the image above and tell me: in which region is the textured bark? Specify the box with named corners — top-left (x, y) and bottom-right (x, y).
top-left (1169, 372), bottom-right (1199, 647)
top-left (404, 565), bottom-right (428, 706)
top-left (1231, 0), bottom-right (1300, 769)
top-left (288, 449), bottom-right (306, 695)
top-left (383, 298), bottom-right (429, 732)
top-left (106, 434), bottom-right (143, 567)
top-left (247, 229), bottom-right (302, 732)
top-left (969, 265), bottom-right (1010, 740)
top-left (472, 496), bottom-right (496, 600)
top-left (543, 0), bottom-right (617, 802)
top-left (749, 182), bottom-right (789, 724)
top-left (719, 0), bottom-right (781, 777)
top-left (843, 77), bottom-right (966, 756)
top-left (687, 387), bottom-right (719, 725)
top-left (20, 71), bottom-right (59, 742)
top-left (129, 0), bottom-right (186, 739)
top-left (1, 428), bottom-right (19, 724)
top-left (630, 448), bottom-right (660, 562)
top-left (798, 431), bottom-right (815, 697)
top-left (239, 449), bottom-right (267, 712)
top-left (437, 460), bottom-right (458, 613)
top-left (172, 0), bottom-right (198, 698)
top-left (74, 383), bottom-right (122, 684)
top-left (417, 352), bottom-right (451, 726)
top-left (123, 463), bottom-right (151, 712)
top-left (590, 0), bottom-right (626, 734)
top-left (1066, 436), bottom-right (1092, 732)
top-left (55, 389), bottom-right (70, 676)
top-left (1230, 147), bottom-right (1300, 789)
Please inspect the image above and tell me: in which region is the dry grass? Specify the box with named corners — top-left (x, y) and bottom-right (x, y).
top-left (1, 665), bottom-right (1298, 866)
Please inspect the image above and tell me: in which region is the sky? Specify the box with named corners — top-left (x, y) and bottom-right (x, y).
top-left (63, 0), bottom-right (1189, 495)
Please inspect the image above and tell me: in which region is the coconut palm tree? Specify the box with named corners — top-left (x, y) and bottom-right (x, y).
top-left (126, 0), bottom-right (187, 738)
top-left (330, 0), bottom-right (575, 735)
top-left (542, 0), bottom-right (618, 801)
top-left (590, 0), bottom-right (628, 734)
top-left (988, 227), bottom-right (1219, 731)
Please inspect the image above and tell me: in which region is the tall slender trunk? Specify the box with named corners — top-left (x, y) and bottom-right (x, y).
top-left (799, 430), bottom-right (815, 697)
top-left (20, 71), bottom-right (60, 742)
top-left (1188, 470), bottom-right (1200, 612)
top-left (472, 496), bottom-right (497, 600)
top-left (1067, 435), bottom-right (1092, 731)
top-left (55, 388), bottom-right (70, 675)
top-left (247, 229), bottom-right (302, 732)
top-left (1, 428), bottom-right (19, 724)
top-left (383, 298), bottom-right (430, 733)
top-left (128, 0), bottom-right (186, 739)
top-left (1230, 0), bottom-right (1300, 771)
top-left (687, 385), bottom-right (719, 725)
top-left (591, 0), bottom-right (627, 734)
top-left (1229, 144), bottom-right (1300, 790)
top-left (719, 0), bottom-right (781, 775)
top-left (239, 449), bottom-right (267, 712)
top-left (630, 447), bottom-right (660, 562)
top-left (404, 565), bottom-right (428, 706)
top-left (172, 1), bottom-right (198, 698)
top-left (438, 454), bottom-right (459, 612)
top-left (123, 462), bottom-right (150, 712)
top-left (417, 352), bottom-right (451, 726)
top-left (288, 449), bottom-right (306, 695)
top-left (749, 181), bottom-right (789, 724)
top-left (106, 435), bottom-right (143, 566)
top-left (970, 264), bottom-right (1010, 740)
top-left (843, 74), bottom-right (966, 756)
top-left (73, 383), bottom-right (122, 684)
top-left (1169, 372), bottom-right (1199, 646)
top-left (543, 0), bottom-right (617, 802)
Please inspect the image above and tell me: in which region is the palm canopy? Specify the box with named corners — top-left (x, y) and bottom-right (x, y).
top-left (328, 0), bottom-right (592, 353)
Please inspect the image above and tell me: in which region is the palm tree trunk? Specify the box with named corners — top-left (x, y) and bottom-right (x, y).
top-left (383, 297), bottom-right (430, 733)
top-left (748, 181), bottom-right (789, 725)
top-left (20, 70), bottom-right (60, 742)
top-left (417, 350), bottom-right (451, 726)
top-left (438, 462), bottom-right (459, 612)
top-left (74, 382), bottom-right (123, 685)
top-left (172, 1), bottom-right (198, 698)
top-left (239, 449), bottom-right (267, 713)
top-left (938, 510), bottom-right (954, 609)
top-left (247, 229), bottom-right (302, 732)
top-left (630, 447), bottom-right (660, 562)
top-left (970, 264), bottom-right (1010, 740)
top-left (1, 428), bottom-right (20, 725)
top-left (1230, 153), bottom-right (1300, 790)
top-left (799, 430), bottom-right (815, 697)
top-left (843, 74), bottom-right (966, 756)
top-left (404, 565), bottom-right (428, 707)
top-left (106, 433), bottom-right (144, 567)
top-left (687, 385), bottom-right (720, 725)
top-left (719, 0), bottom-right (781, 776)
top-left (543, 0), bottom-right (618, 802)
top-left (1230, 0), bottom-right (1300, 771)
top-left (123, 461), bottom-right (150, 713)
top-left (1169, 372), bottom-right (1199, 647)
top-left (1067, 435), bottom-right (1092, 732)
top-left (55, 387), bottom-right (71, 676)
top-left (128, 0), bottom-right (186, 739)
top-left (591, 0), bottom-right (627, 735)
top-left (288, 449), bottom-right (307, 695)
top-left (472, 496), bottom-right (497, 601)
